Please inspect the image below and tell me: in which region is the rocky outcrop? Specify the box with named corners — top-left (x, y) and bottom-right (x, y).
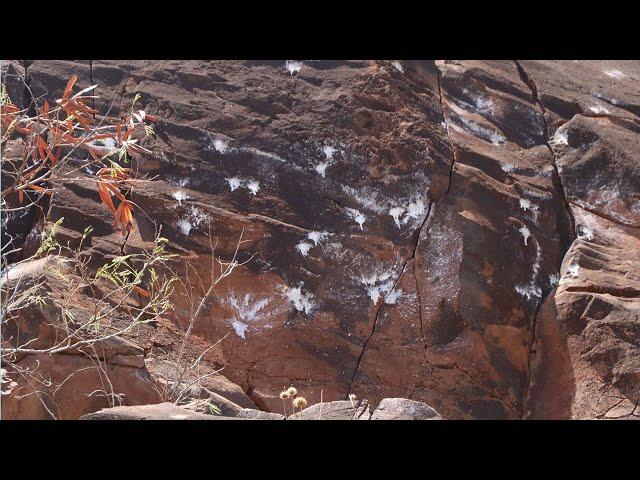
top-left (3, 60), bottom-right (640, 419)
top-left (81, 397), bottom-right (438, 420)
top-left (81, 402), bottom-right (233, 420)
top-left (370, 397), bottom-right (441, 420)
top-left (519, 63), bottom-right (640, 419)
top-left (1, 257), bottom-right (162, 419)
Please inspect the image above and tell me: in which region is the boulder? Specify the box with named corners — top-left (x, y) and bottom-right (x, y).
top-left (287, 399), bottom-right (371, 420)
top-left (370, 398), bottom-right (441, 420)
top-left (81, 402), bottom-right (234, 420)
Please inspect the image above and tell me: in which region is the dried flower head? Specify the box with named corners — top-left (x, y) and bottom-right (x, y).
top-left (286, 386), bottom-right (297, 397)
top-left (348, 393), bottom-right (357, 401)
top-left (279, 391), bottom-right (290, 400)
top-left (292, 396), bottom-right (307, 410)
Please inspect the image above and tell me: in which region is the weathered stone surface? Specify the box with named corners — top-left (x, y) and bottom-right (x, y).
top-left (288, 399), bottom-right (371, 420)
top-left (80, 402), bottom-right (235, 420)
top-left (235, 408), bottom-right (285, 420)
top-left (370, 398), bottom-right (441, 420)
top-left (4, 60), bottom-right (640, 419)
top-left (520, 61), bottom-right (640, 419)
top-left (1, 257), bottom-right (162, 419)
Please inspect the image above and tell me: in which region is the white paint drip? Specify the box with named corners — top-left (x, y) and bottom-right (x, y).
top-left (226, 177), bottom-right (243, 192)
top-left (516, 238), bottom-right (543, 301)
top-left (519, 226), bottom-right (531, 246)
top-left (296, 242), bottom-right (313, 256)
top-left (360, 270), bottom-right (395, 305)
top-left (307, 231), bottom-right (329, 246)
top-left (286, 60), bottom-right (303, 75)
top-left (389, 207), bottom-right (405, 228)
top-left (519, 198), bottom-right (540, 221)
top-left (315, 162), bottom-right (330, 177)
top-left (172, 191), bottom-right (190, 205)
top-left (231, 320), bottom-right (249, 339)
top-left (346, 208), bottom-right (366, 230)
top-left (246, 180), bottom-right (260, 195)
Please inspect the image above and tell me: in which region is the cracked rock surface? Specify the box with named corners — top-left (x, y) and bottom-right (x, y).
top-left (3, 60), bottom-right (639, 419)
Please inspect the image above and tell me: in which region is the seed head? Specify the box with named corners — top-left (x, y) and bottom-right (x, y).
top-left (348, 393), bottom-right (357, 401)
top-left (286, 386), bottom-right (297, 397)
top-left (292, 396), bottom-right (307, 410)
top-left (279, 391), bottom-right (290, 400)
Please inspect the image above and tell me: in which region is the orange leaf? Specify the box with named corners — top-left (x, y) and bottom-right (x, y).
top-left (62, 75), bottom-right (78, 101)
top-left (18, 189), bottom-right (24, 204)
top-left (97, 182), bottom-right (117, 214)
top-left (133, 285), bottom-right (150, 297)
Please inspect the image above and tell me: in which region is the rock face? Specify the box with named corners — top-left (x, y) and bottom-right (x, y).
top-left (3, 60), bottom-right (640, 419)
top-left (370, 398), bottom-right (441, 420)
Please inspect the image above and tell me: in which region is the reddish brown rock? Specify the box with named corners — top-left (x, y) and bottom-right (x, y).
top-left (520, 61), bottom-right (640, 419)
top-left (4, 60), bottom-right (640, 419)
top-left (1, 257), bottom-right (163, 419)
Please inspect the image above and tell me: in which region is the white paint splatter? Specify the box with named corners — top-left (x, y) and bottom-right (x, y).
top-left (286, 60), bottom-right (303, 75)
top-left (404, 199), bottom-right (426, 224)
top-left (172, 191), bottom-right (190, 205)
top-left (391, 61), bottom-right (404, 73)
top-left (213, 139), bottom-right (228, 154)
top-left (225, 294), bottom-right (271, 339)
top-left (568, 262), bottom-right (580, 277)
top-left (231, 320), bottom-right (249, 339)
top-left (501, 162), bottom-right (516, 173)
top-left (519, 198), bottom-right (540, 221)
top-left (549, 273), bottom-right (560, 288)
top-left (389, 207), bottom-right (405, 228)
top-left (519, 226), bottom-right (531, 246)
top-left (315, 162), bottom-right (330, 177)
top-left (346, 208), bottom-right (366, 230)
top-left (384, 288), bottom-right (403, 305)
top-left (285, 285), bottom-right (314, 314)
top-left (360, 271), bottom-right (395, 305)
top-left (579, 225), bottom-right (594, 241)
top-left (296, 242), bottom-right (313, 256)
top-left (246, 180), bottom-right (260, 195)
top-left (515, 283), bottom-right (542, 300)
top-left (226, 177), bottom-right (243, 192)
top-left (176, 218), bottom-right (192, 236)
top-left (322, 146), bottom-right (337, 160)
top-left (458, 116), bottom-right (506, 145)
top-left (604, 69), bottom-right (624, 80)
top-left (589, 105), bottom-right (610, 115)
top-left (550, 129), bottom-right (568, 146)
top-left (307, 231), bottom-right (329, 246)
